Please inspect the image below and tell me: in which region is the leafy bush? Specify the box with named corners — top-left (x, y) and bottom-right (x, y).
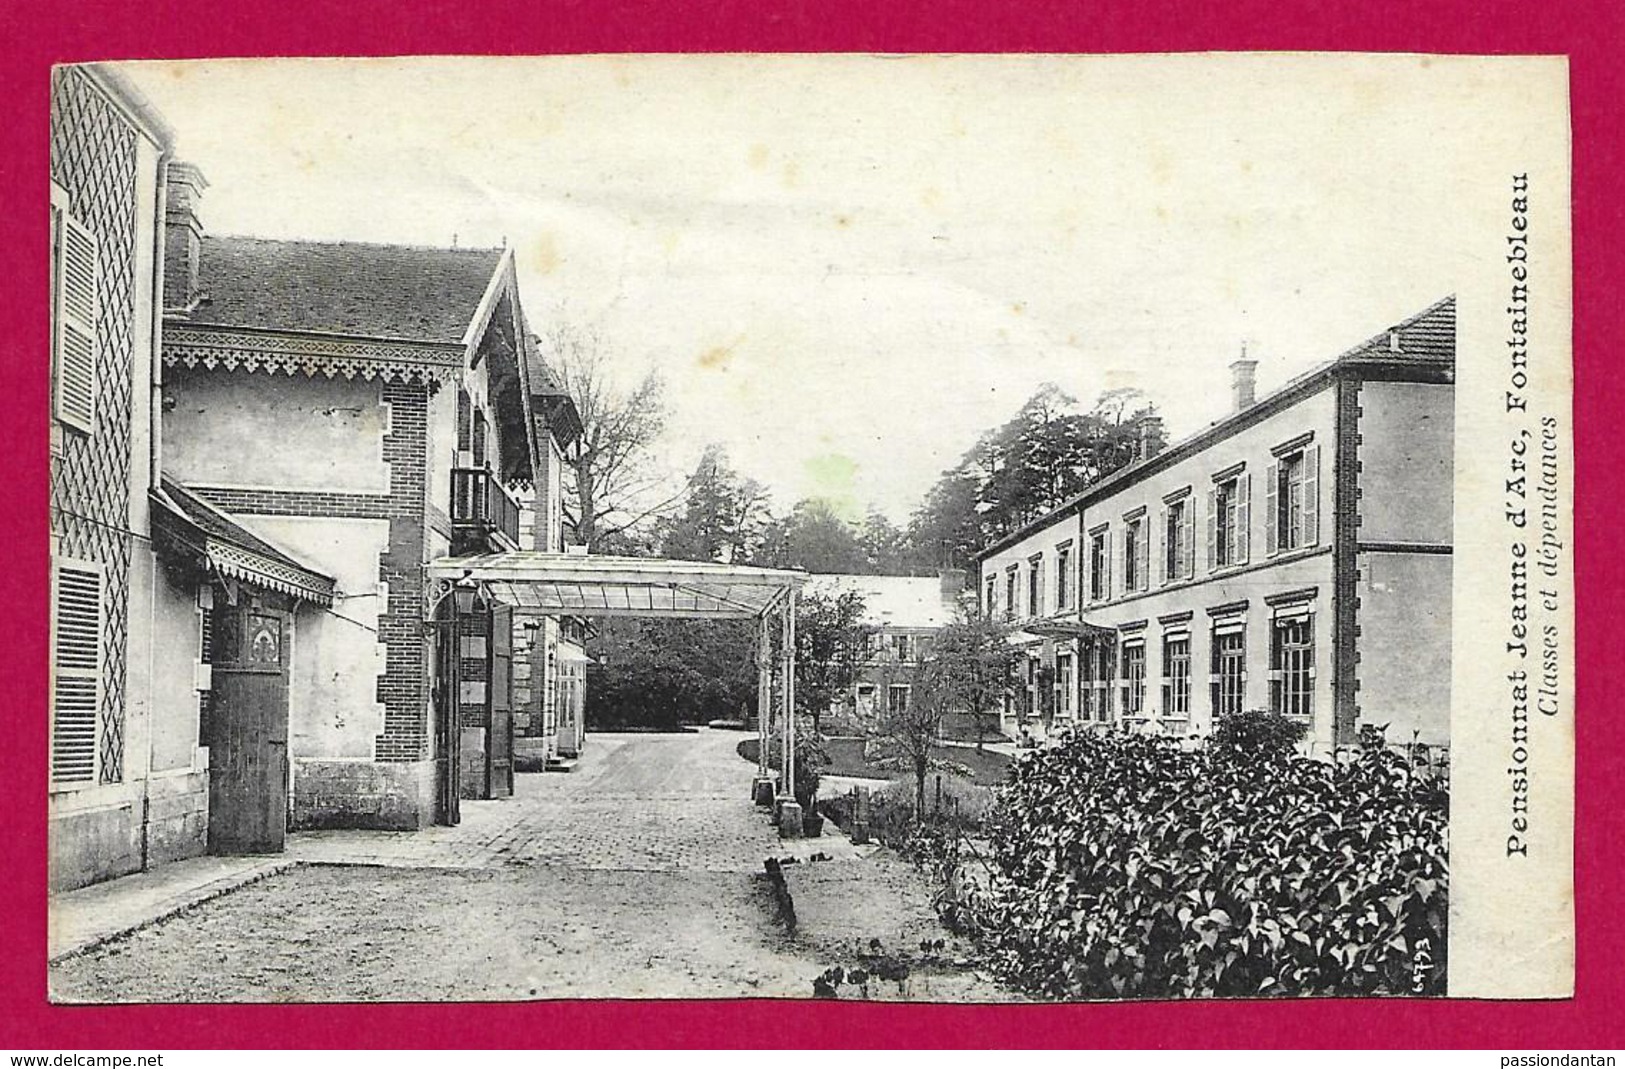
top-left (739, 721), bottom-right (825, 810)
top-left (953, 727), bottom-right (1448, 999)
top-left (1209, 709), bottom-right (1307, 761)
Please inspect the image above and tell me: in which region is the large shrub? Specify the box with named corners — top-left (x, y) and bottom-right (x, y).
top-left (953, 725), bottom-right (1448, 999)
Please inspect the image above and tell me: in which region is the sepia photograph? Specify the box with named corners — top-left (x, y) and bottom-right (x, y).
top-left (43, 54), bottom-right (1571, 1004)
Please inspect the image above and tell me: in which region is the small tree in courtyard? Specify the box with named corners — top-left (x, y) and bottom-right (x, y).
top-left (927, 612), bottom-right (1018, 749)
top-left (869, 658), bottom-right (956, 820)
top-left (794, 590), bottom-right (874, 736)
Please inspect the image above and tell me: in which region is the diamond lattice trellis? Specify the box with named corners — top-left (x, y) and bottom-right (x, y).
top-left (49, 68), bottom-right (138, 784)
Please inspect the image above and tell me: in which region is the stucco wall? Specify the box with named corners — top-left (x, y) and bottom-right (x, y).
top-left (1080, 552), bottom-right (1338, 750)
top-left (150, 567), bottom-right (204, 772)
top-left (978, 512), bottom-right (1083, 622)
top-left (163, 372), bottom-right (390, 494)
top-left (1357, 381), bottom-right (1454, 545)
top-left (979, 384), bottom-right (1342, 749)
top-left (247, 515), bottom-right (391, 761)
top-left (1355, 550), bottom-right (1452, 747)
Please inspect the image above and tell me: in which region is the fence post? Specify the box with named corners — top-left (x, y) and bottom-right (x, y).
top-left (934, 773), bottom-right (942, 815)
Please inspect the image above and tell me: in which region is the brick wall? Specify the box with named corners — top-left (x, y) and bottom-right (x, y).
top-left (185, 487), bottom-right (391, 518)
top-left (375, 379), bottom-right (431, 763)
top-left (1331, 376), bottom-right (1363, 747)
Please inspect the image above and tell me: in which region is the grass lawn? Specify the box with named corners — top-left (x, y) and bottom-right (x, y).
top-left (739, 736), bottom-right (1013, 787)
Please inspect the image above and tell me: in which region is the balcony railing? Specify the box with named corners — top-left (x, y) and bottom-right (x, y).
top-left (451, 466), bottom-right (521, 549)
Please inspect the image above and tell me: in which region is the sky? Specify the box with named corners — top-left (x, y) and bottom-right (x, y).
top-left (119, 54), bottom-right (1524, 523)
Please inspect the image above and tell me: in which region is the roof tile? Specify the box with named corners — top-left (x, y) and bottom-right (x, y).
top-left (182, 235), bottom-right (503, 343)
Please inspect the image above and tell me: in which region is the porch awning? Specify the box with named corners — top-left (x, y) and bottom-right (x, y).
top-left (151, 477), bottom-right (336, 606)
top-left (1022, 617), bottom-right (1119, 641)
top-left (426, 552), bottom-right (806, 619)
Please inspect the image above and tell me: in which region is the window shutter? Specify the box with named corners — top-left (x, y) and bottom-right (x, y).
top-left (1104, 528), bottom-right (1113, 598)
top-left (1265, 461), bottom-right (1279, 557)
top-left (1235, 474), bottom-right (1251, 563)
top-left (1159, 507), bottom-right (1170, 583)
top-left (1303, 445), bottom-right (1320, 546)
top-left (54, 213), bottom-right (98, 435)
top-left (1182, 505), bottom-right (1195, 580)
top-left (1205, 489), bottom-right (1217, 570)
top-left (1136, 521), bottom-right (1150, 592)
top-left (50, 562), bottom-right (102, 785)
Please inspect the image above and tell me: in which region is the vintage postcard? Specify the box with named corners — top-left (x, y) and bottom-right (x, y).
top-left (44, 53), bottom-right (1572, 1002)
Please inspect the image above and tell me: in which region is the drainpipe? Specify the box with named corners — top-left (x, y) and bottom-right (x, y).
top-left (140, 148), bottom-right (172, 872)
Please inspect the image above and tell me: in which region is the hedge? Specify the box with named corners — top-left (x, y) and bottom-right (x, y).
top-left (946, 722), bottom-right (1448, 999)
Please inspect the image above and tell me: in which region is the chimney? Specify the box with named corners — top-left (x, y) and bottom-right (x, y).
top-left (938, 567), bottom-right (966, 600)
top-left (1229, 349), bottom-right (1258, 413)
top-left (1137, 414), bottom-right (1165, 460)
top-left (163, 161), bottom-right (208, 312)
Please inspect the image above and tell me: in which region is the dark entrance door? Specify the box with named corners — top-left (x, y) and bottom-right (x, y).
top-left (207, 592), bottom-right (292, 855)
top-left (488, 603), bottom-right (514, 798)
top-left (432, 600), bottom-right (461, 825)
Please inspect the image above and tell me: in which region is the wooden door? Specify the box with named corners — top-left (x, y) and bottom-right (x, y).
top-left (433, 607), bottom-right (461, 825)
top-left (207, 596), bottom-right (291, 855)
top-left (488, 603), bottom-right (514, 798)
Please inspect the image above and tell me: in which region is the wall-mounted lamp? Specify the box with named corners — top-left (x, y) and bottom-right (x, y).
top-left (453, 571), bottom-right (480, 616)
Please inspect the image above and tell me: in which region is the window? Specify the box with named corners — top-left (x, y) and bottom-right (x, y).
top-left (895, 634), bottom-right (914, 662)
top-left (1004, 567), bottom-right (1018, 622)
top-left (1210, 624), bottom-right (1247, 720)
top-left (1027, 555), bottom-right (1044, 617)
top-left (1267, 445), bottom-right (1321, 554)
top-left (50, 560), bottom-right (102, 786)
top-left (1162, 634), bottom-right (1191, 717)
top-left (1120, 641), bottom-right (1146, 716)
top-left (1056, 652), bottom-right (1075, 717)
top-left (1271, 616), bottom-right (1315, 718)
top-left (50, 192), bottom-right (99, 436)
top-left (473, 410), bottom-right (488, 468)
top-left (1164, 495), bottom-right (1194, 583)
top-left (984, 574), bottom-right (997, 618)
top-left (1086, 642), bottom-right (1114, 720)
top-left (1056, 542), bottom-right (1072, 610)
top-left (1123, 514), bottom-right (1149, 594)
top-left (1088, 528), bottom-right (1110, 602)
top-left (1207, 471), bottom-right (1251, 570)
top-left (887, 684), bottom-right (911, 717)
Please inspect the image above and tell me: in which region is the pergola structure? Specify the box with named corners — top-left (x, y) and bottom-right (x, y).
top-left (426, 552), bottom-right (810, 834)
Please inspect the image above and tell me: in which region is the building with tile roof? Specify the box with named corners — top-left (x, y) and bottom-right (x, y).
top-left (157, 162), bottom-right (586, 837)
top-left (803, 570), bottom-right (970, 731)
top-left (976, 297), bottom-right (1455, 754)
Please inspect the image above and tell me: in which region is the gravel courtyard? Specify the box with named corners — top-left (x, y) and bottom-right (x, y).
top-left (50, 730), bottom-right (1012, 1003)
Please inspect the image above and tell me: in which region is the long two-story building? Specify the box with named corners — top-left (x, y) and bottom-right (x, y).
top-left (976, 298), bottom-right (1455, 754)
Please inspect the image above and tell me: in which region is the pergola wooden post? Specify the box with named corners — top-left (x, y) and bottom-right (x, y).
top-left (426, 551), bottom-right (808, 835)
top-left (752, 611), bottom-right (774, 805)
top-left (776, 584), bottom-right (802, 836)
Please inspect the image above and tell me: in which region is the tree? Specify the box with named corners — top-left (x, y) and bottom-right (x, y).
top-left (857, 508), bottom-right (914, 575)
top-left (586, 617), bottom-right (756, 729)
top-left (793, 590), bottom-right (875, 735)
top-left (756, 497), bottom-right (869, 573)
top-left (927, 612), bottom-right (1018, 750)
top-left (905, 385), bottom-right (1166, 566)
top-left (657, 444), bottom-right (773, 564)
top-left (870, 658), bottom-right (956, 820)
top-left (544, 320), bottom-right (672, 547)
